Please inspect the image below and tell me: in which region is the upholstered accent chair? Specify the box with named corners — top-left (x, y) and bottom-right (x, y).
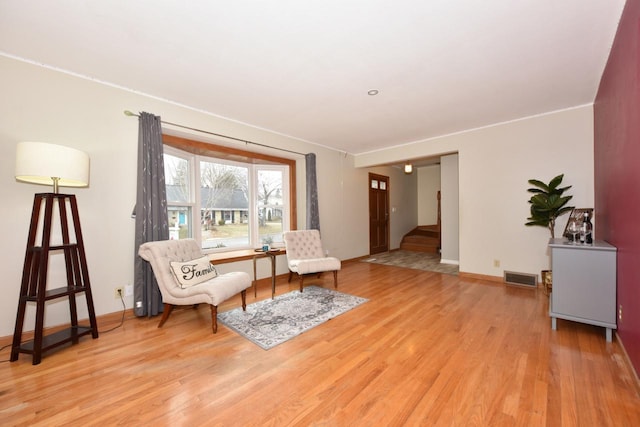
top-left (138, 238), bottom-right (251, 333)
top-left (283, 229), bottom-right (341, 292)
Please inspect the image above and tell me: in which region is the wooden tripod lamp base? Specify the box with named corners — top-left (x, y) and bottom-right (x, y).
top-left (10, 194), bottom-right (99, 365)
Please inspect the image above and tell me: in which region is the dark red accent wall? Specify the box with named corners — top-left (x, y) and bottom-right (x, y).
top-left (594, 0), bottom-right (640, 376)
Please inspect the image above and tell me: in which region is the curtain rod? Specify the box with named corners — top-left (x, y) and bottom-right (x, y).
top-left (124, 110), bottom-right (307, 156)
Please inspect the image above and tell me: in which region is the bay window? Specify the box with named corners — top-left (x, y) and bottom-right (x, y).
top-left (163, 134), bottom-right (296, 252)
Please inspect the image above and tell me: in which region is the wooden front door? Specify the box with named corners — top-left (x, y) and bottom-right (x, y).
top-left (369, 173), bottom-right (389, 254)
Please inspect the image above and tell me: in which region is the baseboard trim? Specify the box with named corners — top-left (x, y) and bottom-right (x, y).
top-left (458, 271), bottom-right (503, 283)
top-left (0, 308), bottom-right (136, 348)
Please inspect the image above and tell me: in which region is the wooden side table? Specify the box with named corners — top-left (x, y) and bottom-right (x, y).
top-left (209, 248), bottom-right (287, 299)
top-left (252, 249), bottom-right (286, 299)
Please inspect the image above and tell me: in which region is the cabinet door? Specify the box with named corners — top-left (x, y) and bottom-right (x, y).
top-left (552, 247), bottom-right (616, 324)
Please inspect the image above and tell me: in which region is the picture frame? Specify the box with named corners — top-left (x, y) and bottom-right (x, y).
top-left (563, 208), bottom-right (594, 239)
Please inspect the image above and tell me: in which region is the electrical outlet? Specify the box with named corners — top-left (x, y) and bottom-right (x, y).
top-left (619, 304), bottom-right (623, 321)
top-left (493, 259), bottom-right (500, 268)
top-left (125, 284), bottom-right (133, 297)
top-left (114, 287), bottom-right (124, 299)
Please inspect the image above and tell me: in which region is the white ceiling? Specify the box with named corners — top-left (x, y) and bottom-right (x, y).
top-left (0, 1), bottom-right (626, 156)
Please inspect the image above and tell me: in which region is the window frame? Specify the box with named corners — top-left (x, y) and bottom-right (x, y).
top-left (163, 134), bottom-right (297, 252)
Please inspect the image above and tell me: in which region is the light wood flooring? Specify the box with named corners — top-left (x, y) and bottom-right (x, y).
top-left (1, 260), bottom-right (639, 426)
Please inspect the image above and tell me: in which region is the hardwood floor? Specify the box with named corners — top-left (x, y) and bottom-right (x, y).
top-left (1, 260), bottom-right (639, 426)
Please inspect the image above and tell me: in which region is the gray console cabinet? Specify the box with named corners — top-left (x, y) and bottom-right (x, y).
top-left (548, 238), bottom-right (617, 342)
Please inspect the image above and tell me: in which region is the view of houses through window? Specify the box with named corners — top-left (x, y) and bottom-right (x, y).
top-left (164, 146), bottom-right (289, 251)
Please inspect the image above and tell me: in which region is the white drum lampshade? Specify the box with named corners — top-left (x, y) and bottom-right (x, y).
top-left (15, 142), bottom-right (90, 193)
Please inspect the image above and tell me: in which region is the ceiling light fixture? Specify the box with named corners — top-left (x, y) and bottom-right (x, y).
top-left (367, 89), bottom-right (379, 96)
top-left (404, 163), bottom-right (413, 174)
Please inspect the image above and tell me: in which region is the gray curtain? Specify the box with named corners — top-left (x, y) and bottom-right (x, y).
top-left (305, 153), bottom-right (320, 231)
top-left (133, 112), bottom-right (169, 317)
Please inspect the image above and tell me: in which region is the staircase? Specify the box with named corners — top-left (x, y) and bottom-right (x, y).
top-left (400, 190), bottom-right (441, 253)
top-left (400, 225), bottom-right (441, 253)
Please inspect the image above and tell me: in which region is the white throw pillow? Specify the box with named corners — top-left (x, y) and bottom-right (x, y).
top-left (169, 256), bottom-right (218, 288)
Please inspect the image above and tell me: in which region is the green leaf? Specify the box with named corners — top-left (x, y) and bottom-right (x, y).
top-left (548, 174), bottom-right (564, 191)
top-left (527, 188), bottom-right (545, 194)
top-left (527, 179), bottom-right (549, 192)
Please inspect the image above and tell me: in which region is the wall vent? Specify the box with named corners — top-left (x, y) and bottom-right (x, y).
top-left (503, 271), bottom-right (538, 288)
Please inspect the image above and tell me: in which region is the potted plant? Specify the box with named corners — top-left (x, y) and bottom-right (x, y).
top-left (525, 174), bottom-right (574, 238)
top-left (525, 174), bottom-right (574, 294)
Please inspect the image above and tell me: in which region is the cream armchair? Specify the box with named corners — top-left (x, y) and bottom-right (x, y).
top-left (283, 230), bottom-right (341, 292)
top-left (138, 238), bottom-right (251, 333)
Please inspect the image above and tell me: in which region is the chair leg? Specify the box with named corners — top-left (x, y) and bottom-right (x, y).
top-left (158, 303), bottom-right (174, 328)
top-left (288, 270), bottom-right (293, 283)
top-left (210, 304), bottom-right (218, 334)
top-left (333, 270), bottom-right (338, 289)
top-left (241, 289), bottom-right (247, 311)
top-left (299, 274), bottom-right (304, 292)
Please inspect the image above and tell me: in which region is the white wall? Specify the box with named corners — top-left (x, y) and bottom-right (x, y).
top-left (0, 56), bottom-right (408, 337)
top-left (417, 165), bottom-right (441, 225)
top-left (440, 154), bottom-right (460, 264)
top-left (356, 106), bottom-right (595, 279)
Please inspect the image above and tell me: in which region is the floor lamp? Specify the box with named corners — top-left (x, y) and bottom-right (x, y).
top-left (11, 141), bottom-right (98, 365)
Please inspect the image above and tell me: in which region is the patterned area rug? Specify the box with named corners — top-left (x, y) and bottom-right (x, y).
top-left (218, 286), bottom-right (368, 350)
top-left (363, 250), bottom-right (459, 275)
